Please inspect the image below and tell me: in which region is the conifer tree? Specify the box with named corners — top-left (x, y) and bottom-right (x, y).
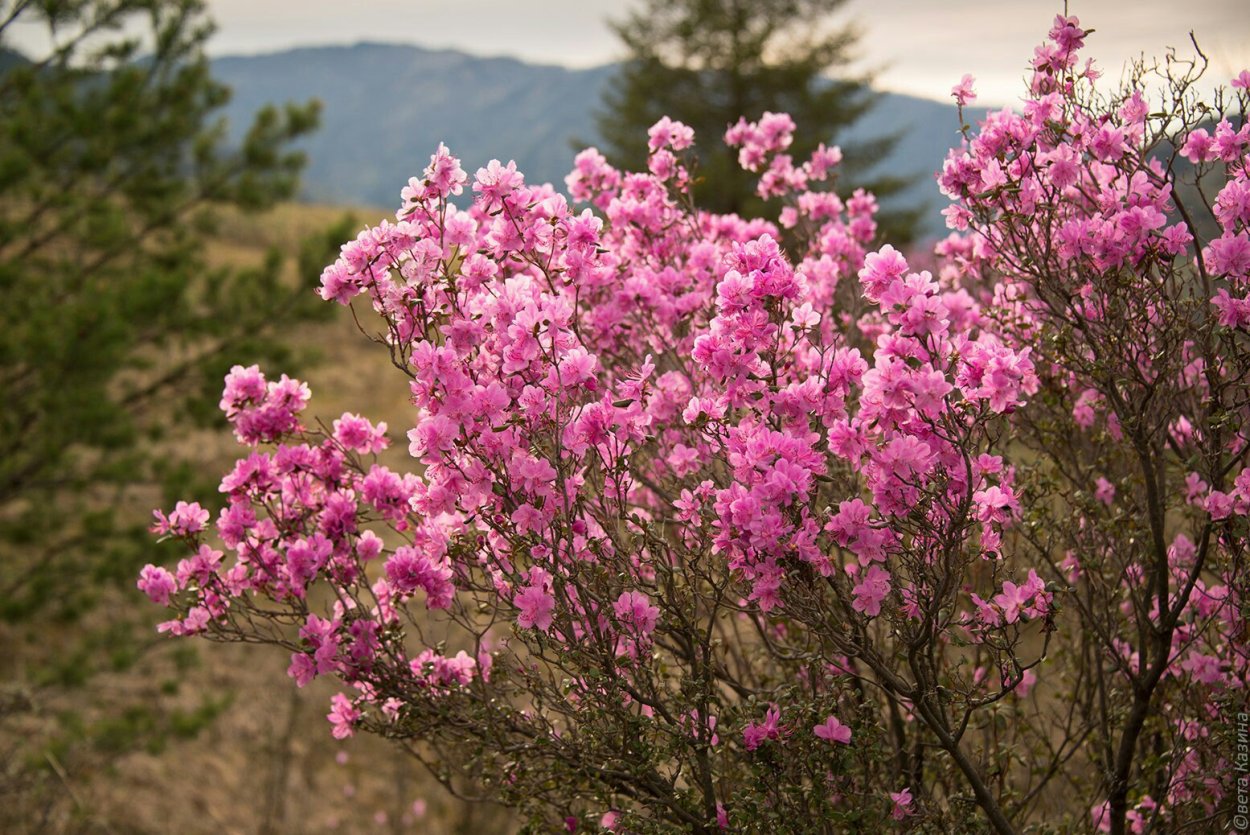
top-left (596, 0), bottom-right (920, 240)
top-left (0, 2), bottom-right (336, 815)
top-left (0, 0), bottom-right (324, 624)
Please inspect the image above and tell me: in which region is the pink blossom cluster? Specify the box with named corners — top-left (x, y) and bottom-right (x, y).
top-left (725, 111), bottom-right (846, 200)
top-left (968, 569), bottom-right (1052, 630)
top-left (139, 15), bottom-right (1250, 832)
top-left (943, 15), bottom-right (1250, 830)
top-left (140, 107), bottom-right (1045, 822)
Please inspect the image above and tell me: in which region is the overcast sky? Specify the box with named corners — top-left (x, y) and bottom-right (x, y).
top-left (11, 1), bottom-right (1249, 106)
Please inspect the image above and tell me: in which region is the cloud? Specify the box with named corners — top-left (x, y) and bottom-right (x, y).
top-left (11, 0), bottom-right (1239, 107)
top-left (203, 0), bottom-right (1246, 105)
top-left (851, 0), bottom-right (1249, 105)
top-left (203, 0), bottom-right (630, 66)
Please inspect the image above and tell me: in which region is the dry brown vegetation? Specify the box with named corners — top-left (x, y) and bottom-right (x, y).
top-left (0, 201), bottom-right (513, 835)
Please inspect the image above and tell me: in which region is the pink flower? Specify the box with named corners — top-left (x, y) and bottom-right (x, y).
top-left (176, 544), bottom-right (223, 588)
top-left (287, 652), bottom-right (316, 687)
top-left (1043, 144), bottom-right (1081, 190)
top-left (1072, 389), bottom-right (1099, 428)
top-left (1091, 801), bottom-right (1112, 833)
top-left (1204, 233), bottom-right (1250, 278)
top-left (724, 112), bottom-right (795, 172)
top-left (804, 143), bottom-right (842, 180)
top-left (385, 546), bottom-right (455, 609)
top-left (681, 709), bottom-right (720, 746)
top-left (1180, 128), bottom-right (1216, 164)
top-left (1012, 668), bottom-right (1038, 697)
top-left (137, 565), bottom-right (177, 605)
top-left (410, 649), bottom-right (477, 688)
top-left (151, 500), bottom-right (210, 536)
top-left (951, 74), bottom-right (977, 106)
top-left (970, 593), bottom-right (1000, 628)
top-left (423, 142), bottom-right (467, 198)
top-left (516, 585), bottom-right (555, 632)
top-left (332, 412), bottom-right (388, 454)
top-left (327, 693), bottom-right (360, 739)
top-left (994, 580), bottom-right (1033, 624)
top-left (356, 530), bottom-right (383, 561)
top-left (219, 368), bottom-right (309, 445)
top-left (647, 116), bottom-right (695, 152)
top-left (852, 564), bottom-right (891, 617)
top-left (1094, 477), bottom-right (1116, 507)
top-left (1185, 472), bottom-right (1209, 505)
top-left (890, 788), bottom-right (914, 820)
top-left (858, 245), bottom-right (909, 303)
top-left (1180, 652), bottom-right (1223, 685)
top-left (813, 714), bottom-right (852, 744)
top-left (219, 363), bottom-right (267, 412)
top-left (743, 703), bottom-right (782, 751)
top-left (1048, 14), bottom-right (1086, 53)
top-left (1089, 124), bottom-right (1127, 161)
top-left (973, 485), bottom-right (1020, 524)
top-left (1206, 490), bottom-right (1235, 520)
top-left (614, 590), bottom-right (660, 637)
top-left (472, 159), bottom-right (523, 210)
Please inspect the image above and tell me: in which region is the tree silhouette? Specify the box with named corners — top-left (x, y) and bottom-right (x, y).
top-left (596, 0), bottom-right (921, 240)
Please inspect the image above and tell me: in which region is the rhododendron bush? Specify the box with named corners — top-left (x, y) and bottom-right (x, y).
top-left (142, 17), bottom-right (1250, 834)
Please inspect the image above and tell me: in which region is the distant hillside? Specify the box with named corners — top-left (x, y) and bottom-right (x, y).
top-left (844, 93), bottom-right (970, 237)
top-left (212, 42), bottom-right (972, 238)
top-left (212, 44), bottom-right (613, 210)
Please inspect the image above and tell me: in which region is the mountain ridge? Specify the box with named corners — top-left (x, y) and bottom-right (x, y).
top-left (210, 42), bottom-right (964, 237)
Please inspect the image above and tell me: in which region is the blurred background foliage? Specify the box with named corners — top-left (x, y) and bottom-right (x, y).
top-left (0, 0), bottom-right (360, 829)
top-left (0, 0), bottom-right (324, 627)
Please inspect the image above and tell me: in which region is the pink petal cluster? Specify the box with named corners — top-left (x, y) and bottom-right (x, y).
top-left (135, 29), bottom-right (1250, 828)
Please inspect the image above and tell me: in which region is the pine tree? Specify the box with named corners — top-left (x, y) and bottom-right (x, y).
top-left (596, 0), bottom-right (921, 240)
top-left (0, 2), bottom-right (340, 814)
top-left (0, 0), bottom-right (327, 621)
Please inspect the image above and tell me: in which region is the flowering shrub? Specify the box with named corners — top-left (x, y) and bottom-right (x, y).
top-left (143, 17), bottom-right (1249, 834)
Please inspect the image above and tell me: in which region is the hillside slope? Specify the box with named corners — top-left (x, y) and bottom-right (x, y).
top-left (213, 42), bottom-right (975, 237)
